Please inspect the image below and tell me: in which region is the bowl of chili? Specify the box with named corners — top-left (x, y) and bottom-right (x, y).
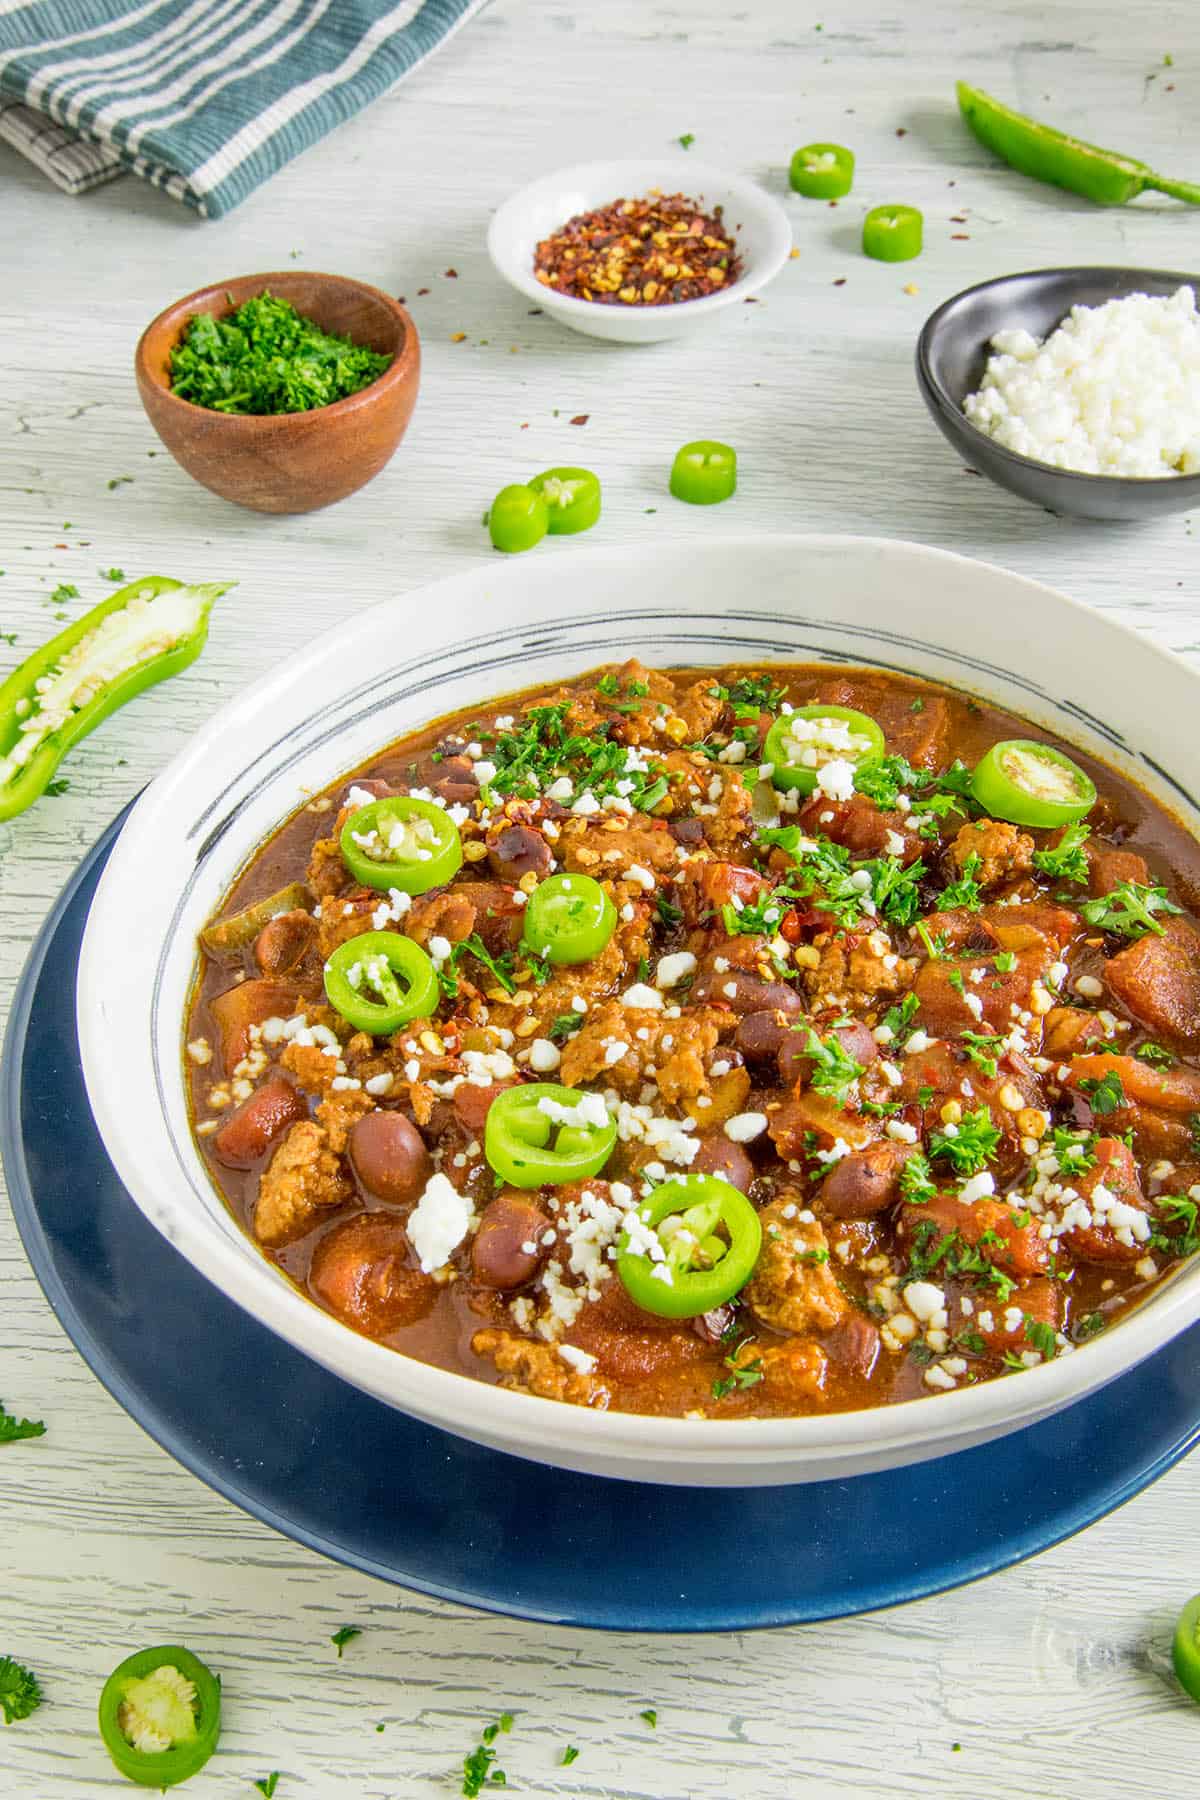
top-left (135, 271), bottom-right (420, 514)
top-left (487, 158), bottom-right (792, 342)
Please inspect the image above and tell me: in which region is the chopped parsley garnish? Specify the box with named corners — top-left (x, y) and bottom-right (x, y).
top-left (1134, 1041), bottom-right (1175, 1069)
top-left (859, 854), bottom-right (926, 926)
top-left (44, 777), bottom-right (70, 797)
top-left (759, 828), bottom-right (920, 929)
top-left (720, 673), bottom-right (786, 711)
top-left (1153, 1194), bottom-right (1200, 1259)
top-left (485, 702), bottom-right (668, 811)
top-left (655, 893), bottom-right (683, 927)
top-left (720, 884), bottom-right (797, 938)
top-left (330, 1626), bottom-right (361, 1657)
top-left (881, 991), bottom-right (920, 1047)
top-left (801, 1027), bottom-right (865, 1105)
top-left (1023, 1316), bottom-right (1058, 1359)
top-left (898, 1151), bottom-right (937, 1206)
top-left (100, 565), bottom-right (126, 581)
top-left (904, 1221), bottom-right (1015, 1303)
top-left (439, 935), bottom-right (518, 999)
top-left (992, 949), bottom-right (1017, 973)
top-left (946, 968), bottom-right (966, 998)
top-left (928, 1105), bottom-right (1000, 1176)
top-left (548, 1013), bottom-right (584, 1044)
top-left (1074, 1311), bottom-right (1105, 1341)
top-left (1031, 823), bottom-right (1090, 885)
top-left (1080, 880), bottom-right (1182, 940)
top-left (908, 1340), bottom-right (936, 1365)
top-left (254, 1776), bottom-right (281, 1798)
top-left (1050, 1128), bottom-right (1097, 1174)
top-left (937, 853), bottom-right (983, 912)
top-left (0, 1401), bottom-right (46, 1445)
top-left (170, 291), bottom-right (392, 415)
top-left (1077, 1070), bottom-right (1127, 1116)
top-left (0, 1656), bottom-right (42, 1723)
top-left (677, 131), bottom-right (696, 149)
top-left (914, 921), bottom-right (946, 961)
top-left (959, 1030), bottom-right (1004, 1077)
top-left (853, 753), bottom-right (924, 811)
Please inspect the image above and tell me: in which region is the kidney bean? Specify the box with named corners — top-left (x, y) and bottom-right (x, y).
top-left (471, 1192), bottom-right (553, 1289)
top-left (487, 822), bottom-right (553, 883)
top-left (212, 1074), bottom-right (307, 1168)
top-left (254, 909), bottom-right (316, 976)
top-left (348, 1110), bottom-right (433, 1207)
top-left (669, 815), bottom-right (706, 846)
top-left (309, 1212), bottom-right (436, 1336)
top-left (689, 1134), bottom-right (755, 1192)
top-left (818, 1141), bottom-right (910, 1218)
top-left (452, 1078), bottom-right (520, 1136)
top-left (823, 1310), bottom-right (881, 1381)
top-left (779, 1017), bottom-right (881, 1089)
top-left (694, 963), bottom-right (805, 1018)
top-left (735, 1009), bottom-right (792, 1064)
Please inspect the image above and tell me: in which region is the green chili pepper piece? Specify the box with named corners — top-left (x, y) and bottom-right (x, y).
top-left (763, 704), bottom-right (886, 795)
top-left (0, 575), bottom-right (231, 823)
top-left (200, 881), bottom-right (313, 955)
top-left (340, 796), bottom-right (463, 894)
top-left (484, 1082), bottom-right (617, 1188)
top-left (969, 739), bottom-right (1096, 829)
top-left (669, 440), bottom-right (737, 506)
top-left (862, 204), bottom-right (923, 262)
top-left (617, 1175), bottom-right (762, 1319)
top-left (323, 930), bottom-right (439, 1034)
top-left (488, 484), bottom-right (549, 553)
top-left (957, 81), bottom-right (1200, 207)
top-left (1173, 1594), bottom-right (1200, 1704)
top-left (789, 142), bottom-right (855, 199)
top-left (521, 872), bottom-right (616, 965)
top-left (528, 467), bottom-right (602, 535)
top-left (98, 1645), bottom-right (221, 1787)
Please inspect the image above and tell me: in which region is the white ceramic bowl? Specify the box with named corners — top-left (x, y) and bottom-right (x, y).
top-left (78, 536), bottom-right (1200, 1487)
top-left (487, 157), bottom-right (792, 342)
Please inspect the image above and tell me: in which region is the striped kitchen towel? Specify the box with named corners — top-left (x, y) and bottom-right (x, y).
top-left (0, 0), bottom-right (485, 218)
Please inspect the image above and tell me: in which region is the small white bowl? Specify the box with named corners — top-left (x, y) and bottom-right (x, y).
top-left (487, 157), bottom-right (792, 343)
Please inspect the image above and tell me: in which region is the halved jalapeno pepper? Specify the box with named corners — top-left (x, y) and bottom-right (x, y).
top-left (763, 703), bottom-right (886, 794)
top-left (1174, 1594), bottom-right (1200, 1704)
top-left (521, 872), bottom-right (616, 965)
top-left (484, 1082), bottom-right (617, 1188)
top-left (324, 930), bottom-right (439, 1034)
top-left (98, 1645), bottom-right (221, 1787)
top-left (669, 440), bottom-right (737, 506)
top-left (617, 1175), bottom-right (762, 1318)
top-left (969, 739), bottom-right (1096, 829)
top-left (340, 796), bottom-right (463, 894)
top-left (529, 467), bottom-right (602, 535)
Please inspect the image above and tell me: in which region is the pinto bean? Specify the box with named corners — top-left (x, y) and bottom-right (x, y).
top-left (212, 1074), bottom-right (307, 1168)
top-left (822, 1310), bottom-right (881, 1381)
top-left (694, 963), bottom-right (805, 1018)
top-left (309, 1212), bottom-right (436, 1336)
top-left (818, 1141), bottom-right (909, 1218)
top-left (689, 1134), bottom-right (755, 1192)
top-left (452, 1079), bottom-right (520, 1136)
top-left (254, 909), bottom-right (317, 976)
top-left (736, 1009), bottom-right (792, 1064)
top-left (487, 822), bottom-right (553, 883)
top-left (348, 1110), bottom-right (432, 1207)
top-left (471, 1192), bottom-right (553, 1289)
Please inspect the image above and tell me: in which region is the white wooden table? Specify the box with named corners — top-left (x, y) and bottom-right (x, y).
top-left (2, 3), bottom-right (1199, 1793)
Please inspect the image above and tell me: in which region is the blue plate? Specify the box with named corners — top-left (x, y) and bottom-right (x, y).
top-left (5, 815), bottom-right (1200, 1632)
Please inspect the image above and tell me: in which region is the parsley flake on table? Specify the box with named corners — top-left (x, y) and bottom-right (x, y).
top-left (640, 1708), bottom-right (658, 1727)
top-left (677, 132), bottom-right (696, 148)
top-left (330, 1625), bottom-right (361, 1657)
top-left (49, 582), bottom-right (79, 606)
top-left (0, 1401), bottom-right (46, 1444)
top-left (0, 1655), bottom-right (42, 1723)
top-left (561, 1745), bottom-right (581, 1765)
top-left (100, 566), bottom-right (126, 581)
top-left (462, 1714), bottom-right (512, 1795)
top-left (254, 1775), bottom-right (281, 1797)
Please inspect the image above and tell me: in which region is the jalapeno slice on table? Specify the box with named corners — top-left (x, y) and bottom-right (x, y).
top-left (485, 1082), bottom-right (617, 1187)
top-left (669, 440), bottom-right (737, 506)
top-left (970, 738), bottom-right (1096, 829)
top-left (324, 931), bottom-right (439, 1034)
top-left (789, 142), bottom-right (855, 199)
top-left (488, 483), bottom-right (549, 554)
top-left (521, 872), bottom-right (616, 965)
top-left (340, 796), bottom-right (463, 893)
top-left (617, 1175), bottom-right (762, 1318)
top-left (861, 203), bottom-right (923, 261)
top-left (529, 467), bottom-right (602, 535)
top-left (1174, 1594), bottom-right (1200, 1704)
top-left (763, 703), bottom-right (886, 794)
top-left (98, 1646), bottom-right (221, 1787)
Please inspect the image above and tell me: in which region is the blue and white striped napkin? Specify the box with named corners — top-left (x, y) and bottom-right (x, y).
top-left (0, 0), bottom-right (484, 218)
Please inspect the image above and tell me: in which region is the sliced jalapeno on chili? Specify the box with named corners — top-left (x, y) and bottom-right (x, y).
top-left (98, 1645), bottom-right (221, 1787)
top-left (862, 203), bottom-right (923, 261)
top-left (324, 930), bottom-right (439, 1034)
top-left (789, 142), bottom-right (855, 199)
top-left (970, 739), bottom-right (1096, 829)
top-left (1174, 1594), bottom-right (1200, 1704)
top-left (488, 483), bottom-right (549, 554)
top-left (669, 440), bottom-right (737, 506)
top-left (617, 1175), bottom-right (762, 1318)
top-left (521, 872), bottom-right (616, 965)
top-left (340, 796), bottom-right (463, 894)
top-left (0, 575), bottom-right (231, 823)
top-left (763, 703), bottom-right (886, 794)
top-left (485, 1082), bottom-right (617, 1188)
top-left (529, 467), bottom-right (601, 535)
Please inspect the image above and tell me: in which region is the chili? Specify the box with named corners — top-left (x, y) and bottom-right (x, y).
top-left (521, 872), bottom-right (616, 965)
top-left (861, 204), bottom-right (923, 262)
top-left (957, 81), bottom-right (1200, 207)
top-left (323, 931), bottom-right (439, 1034)
top-left (789, 142), bottom-right (855, 199)
top-left (340, 795), bottom-right (463, 893)
top-left (484, 1082), bottom-right (617, 1187)
top-left (528, 467), bottom-right (602, 535)
top-left (616, 1175), bottom-right (762, 1318)
top-left (669, 440), bottom-right (738, 506)
top-left (970, 739), bottom-right (1096, 829)
top-left (764, 704), bottom-right (886, 794)
top-left (0, 576), bottom-right (229, 822)
top-left (98, 1646), bottom-right (221, 1788)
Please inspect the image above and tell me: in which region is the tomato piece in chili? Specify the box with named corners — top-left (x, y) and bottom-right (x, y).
top-left (763, 703), bottom-right (885, 794)
top-left (521, 872), bottom-right (616, 965)
top-left (98, 1646), bottom-right (221, 1788)
top-left (340, 795), bottom-right (463, 894)
top-left (789, 142), bottom-right (855, 199)
top-left (669, 440), bottom-right (737, 506)
top-left (617, 1175), bottom-right (762, 1318)
top-left (323, 931), bottom-right (439, 1034)
top-left (970, 738), bottom-right (1096, 829)
top-left (862, 204), bottom-right (923, 261)
top-left (488, 484), bottom-right (549, 554)
top-left (485, 1082), bottom-right (617, 1188)
top-left (1174, 1594), bottom-right (1200, 1704)
top-left (529, 467), bottom-right (602, 535)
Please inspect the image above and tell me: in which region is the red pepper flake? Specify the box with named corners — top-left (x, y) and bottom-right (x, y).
top-left (895, 127), bottom-right (908, 136)
top-left (520, 422), bottom-right (529, 430)
top-left (417, 287), bottom-right (430, 295)
top-left (569, 414), bottom-right (590, 426)
top-left (533, 191), bottom-right (741, 307)
top-left (743, 296), bottom-right (759, 303)
top-left (951, 233), bottom-right (970, 240)
top-left (833, 277), bottom-right (847, 286)
top-left (397, 294), bottom-right (406, 303)
top-left (528, 308), bottom-right (544, 316)
top-left (949, 214), bottom-right (968, 223)
top-left (445, 268), bottom-right (458, 278)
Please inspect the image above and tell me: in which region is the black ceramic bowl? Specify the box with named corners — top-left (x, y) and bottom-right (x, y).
top-left (916, 266), bottom-right (1200, 522)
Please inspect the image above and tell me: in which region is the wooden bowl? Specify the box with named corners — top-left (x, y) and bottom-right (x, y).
top-left (135, 271), bottom-right (420, 514)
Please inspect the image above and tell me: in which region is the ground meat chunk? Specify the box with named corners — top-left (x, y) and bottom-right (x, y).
top-left (315, 1085), bottom-right (374, 1153)
top-left (723, 1336), bottom-right (830, 1407)
top-left (406, 882), bottom-right (523, 956)
top-left (279, 1039), bottom-right (344, 1097)
top-left (315, 889), bottom-right (381, 960)
top-left (558, 1000), bottom-right (723, 1104)
top-left (801, 932), bottom-right (915, 1007)
top-left (704, 773), bottom-right (756, 860)
top-left (745, 1205), bottom-right (846, 1334)
top-left (674, 676), bottom-right (725, 742)
top-left (307, 832), bottom-right (351, 899)
top-left (1105, 919), bottom-right (1200, 1047)
top-left (254, 1121), bottom-right (352, 1247)
top-left (471, 1329), bottom-right (611, 1406)
top-left (948, 818), bottom-right (1035, 889)
top-left (559, 816), bottom-right (680, 879)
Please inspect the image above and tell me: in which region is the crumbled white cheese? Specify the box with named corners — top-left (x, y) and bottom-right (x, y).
top-left (407, 1173), bottom-right (473, 1273)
